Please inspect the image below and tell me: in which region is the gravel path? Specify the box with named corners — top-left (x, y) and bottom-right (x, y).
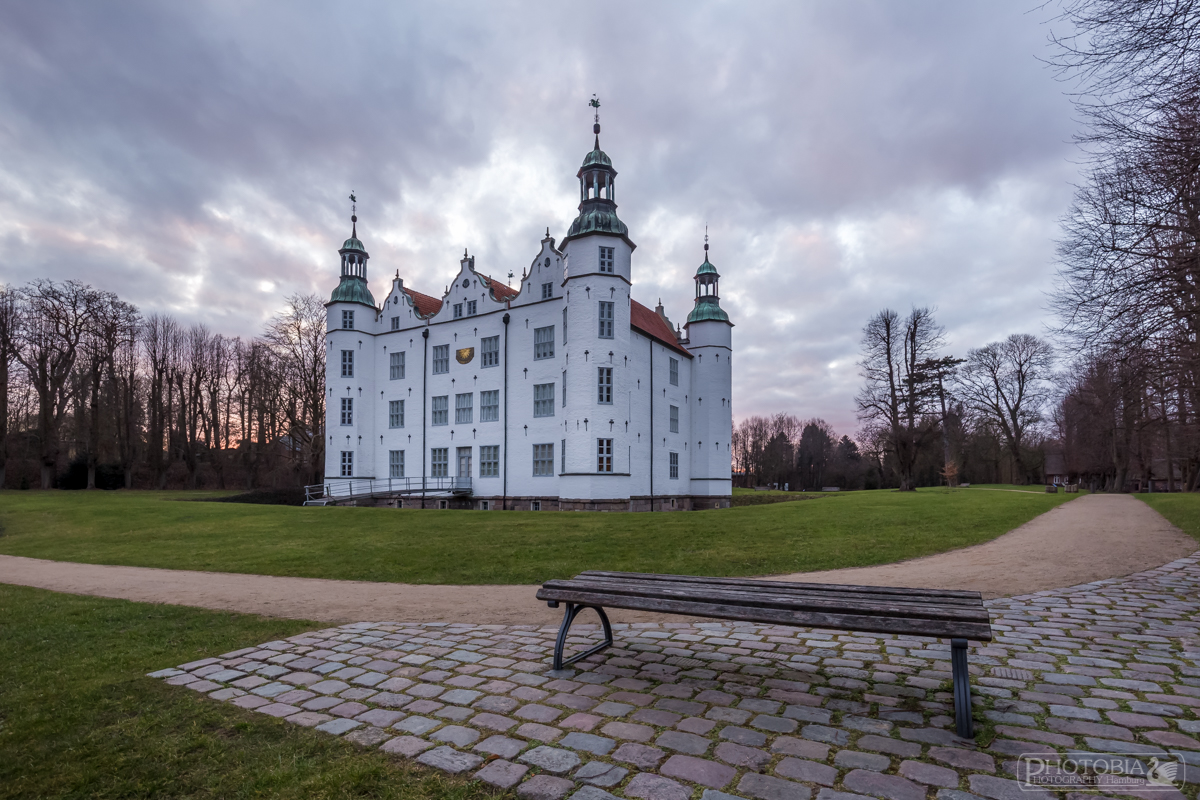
top-left (0, 493), bottom-right (1193, 623)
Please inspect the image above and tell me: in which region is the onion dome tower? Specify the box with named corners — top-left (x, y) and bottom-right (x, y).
top-left (686, 235), bottom-right (730, 325)
top-left (330, 195), bottom-right (376, 307)
top-left (561, 98), bottom-right (634, 249)
top-left (685, 231), bottom-right (733, 505)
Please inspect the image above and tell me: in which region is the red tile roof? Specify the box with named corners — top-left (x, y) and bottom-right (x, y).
top-left (631, 300), bottom-right (692, 358)
top-left (480, 275), bottom-right (520, 302)
top-left (404, 287), bottom-right (443, 317)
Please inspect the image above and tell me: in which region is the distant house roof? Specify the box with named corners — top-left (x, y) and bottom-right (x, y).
top-left (631, 299), bottom-right (692, 358)
top-left (480, 275), bottom-right (519, 302)
top-left (404, 287), bottom-right (443, 317)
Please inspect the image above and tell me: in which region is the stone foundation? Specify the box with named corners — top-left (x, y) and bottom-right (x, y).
top-left (339, 494), bottom-right (731, 511)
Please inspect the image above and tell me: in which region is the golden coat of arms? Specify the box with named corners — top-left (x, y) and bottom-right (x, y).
top-left (456, 347), bottom-right (474, 364)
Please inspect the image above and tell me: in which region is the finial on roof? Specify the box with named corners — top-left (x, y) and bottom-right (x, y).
top-left (349, 191), bottom-right (358, 237)
top-left (507, 270), bottom-right (514, 285)
top-left (546, 227), bottom-right (550, 237)
top-left (464, 248), bottom-right (468, 258)
top-left (704, 225), bottom-right (709, 255)
top-left (590, 95), bottom-right (601, 137)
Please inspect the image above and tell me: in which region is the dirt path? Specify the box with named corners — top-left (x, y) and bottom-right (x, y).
top-left (0, 494), bottom-right (1193, 624)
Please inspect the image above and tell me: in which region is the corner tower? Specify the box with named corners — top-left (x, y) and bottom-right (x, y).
top-left (685, 235), bottom-right (733, 506)
top-left (560, 99), bottom-right (635, 504)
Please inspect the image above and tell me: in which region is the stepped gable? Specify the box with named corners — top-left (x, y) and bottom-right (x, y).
top-left (631, 299), bottom-right (691, 358)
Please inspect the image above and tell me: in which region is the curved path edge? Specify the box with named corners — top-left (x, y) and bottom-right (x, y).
top-left (0, 493), bottom-right (1194, 623)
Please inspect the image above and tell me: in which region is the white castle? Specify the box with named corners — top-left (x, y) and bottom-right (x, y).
top-left (322, 118), bottom-right (733, 511)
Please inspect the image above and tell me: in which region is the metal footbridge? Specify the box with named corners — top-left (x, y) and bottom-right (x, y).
top-left (303, 477), bottom-right (472, 506)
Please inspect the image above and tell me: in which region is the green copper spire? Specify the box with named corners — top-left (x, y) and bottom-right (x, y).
top-left (687, 231), bottom-right (730, 325)
top-left (329, 194), bottom-right (376, 308)
top-left (562, 96), bottom-right (634, 249)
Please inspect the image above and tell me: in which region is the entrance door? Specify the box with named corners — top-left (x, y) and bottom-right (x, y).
top-left (457, 447), bottom-right (472, 479)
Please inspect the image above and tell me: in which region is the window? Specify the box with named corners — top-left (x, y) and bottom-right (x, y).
top-left (391, 316), bottom-right (400, 331)
top-left (390, 351), bottom-right (405, 380)
top-left (467, 300), bottom-right (477, 316)
top-left (456, 393), bottom-right (473, 424)
top-left (453, 303), bottom-right (463, 319)
top-left (431, 448), bottom-right (448, 477)
top-left (433, 345), bottom-right (449, 374)
top-left (389, 400), bottom-right (404, 428)
top-left (340, 349), bottom-right (354, 378)
top-left (533, 443), bottom-right (554, 476)
top-left (432, 395), bottom-right (448, 426)
top-left (480, 390), bottom-right (499, 422)
top-left (597, 367), bottom-right (613, 404)
top-left (389, 450), bottom-right (405, 478)
top-left (562, 371), bottom-right (567, 406)
top-left (457, 446), bottom-right (472, 477)
top-left (670, 405), bottom-right (679, 433)
top-left (534, 326), bottom-right (555, 360)
top-left (599, 246), bottom-right (614, 273)
top-left (479, 500), bottom-right (490, 510)
top-left (670, 451), bottom-right (679, 479)
top-left (341, 310), bottom-right (354, 330)
top-left (481, 335), bottom-right (499, 368)
top-left (534, 383), bottom-right (555, 417)
top-left (561, 438), bottom-right (566, 473)
top-left (340, 450), bottom-right (353, 477)
top-left (597, 438), bottom-right (613, 473)
top-left (598, 301), bottom-right (614, 338)
top-left (480, 445), bottom-right (499, 477)
top-left (532, 500), bottom-right (542, 511)
top-left (669, 357), bottom-right (679, 386)
top-left (563, 307), bottom-right (568, 343)
top-left (340, 397), bottom-right (353, 425)
top-left (542, 282), bottom-right (553, 299)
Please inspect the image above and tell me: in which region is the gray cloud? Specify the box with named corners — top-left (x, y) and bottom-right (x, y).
top-left (0, 0), bottom-right (1079, 434)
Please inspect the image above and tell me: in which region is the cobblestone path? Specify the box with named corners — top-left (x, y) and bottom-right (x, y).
top-left (150, 554), bottom-right (1200, 799)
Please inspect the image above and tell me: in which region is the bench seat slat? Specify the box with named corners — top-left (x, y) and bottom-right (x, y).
top-left (579, 571), bottom-right (983, 603)
top-left (540, 579), bottom-right (991, 625)
top-left (564, 575), bottom-right (984, 610)
top-left (537, 587), bottom-right (993, 641)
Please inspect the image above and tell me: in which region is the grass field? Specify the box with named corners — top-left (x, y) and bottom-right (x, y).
top-left (1138, 493), bottom-right (1200, 542)
top-left (0, 487), bottom-right (1077, 584)
top-left (0, 584), bottom-right (490, 800)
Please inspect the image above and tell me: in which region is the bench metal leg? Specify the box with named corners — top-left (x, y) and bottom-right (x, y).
top-left (951, 638), bottom-right (974, 739)
top-left (547, 601), bottom-right (613, 671)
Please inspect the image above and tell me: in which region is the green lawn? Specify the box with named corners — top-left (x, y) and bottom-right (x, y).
top-left (1137, 493), bottom-right (1200, 542)
top-left (0, 584), bottom-right (495, 800)
top-left (0, 488), bottom-right (1077, 585)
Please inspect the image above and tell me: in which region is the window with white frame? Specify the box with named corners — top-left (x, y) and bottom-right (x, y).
top-left (669, 356), bottom-right (679, 386)
top-left (340, 397), bottom-right (353, 425)
top-left (561, 438), bottom-right (566, 472)
top-left (340, 450), bottom-right (353, 476)
top-left (467, 300), bottom-right (477, 315)
top-left (599, 246), bottom-right (614, 273)
top-left (390, 316), bottom-right (400, 330)
top-left (480, 390), bottom-right (499, 422)
top-left (480, 445), bottom-right (499, 477)
top-left (534, 326), bottom-right (554, 360)
top-left (669, 451), bottom-right (679, 479)
top-left (481, 336), bottom-right (499, 368)
top-left (532, 500), bottom-right (542, 511)
top-left (541, 282), bottom-right (553, 299)
top-left (431, 395), bottom-right (448, 426)
top-left (432, 345), bottom-right (449, 374)
top-left (341, 310), bottom-right (354, 329)
top-left (533, 443), bottom-right (554, 476)
top-left (534, 383), bottom-right (554, 417)
top-left (562, 370), bottom-right (567, 406)
top-left (453, 303), bottom-right (463, 319)
top-left (598, 301), bottom-right (614, 338)
top-left (431, 448), bottom-right (448, 477)
top-left (597, 438), bottom-right (613, 473)
top-left (455, 392), bottom-right (473, 424)
top-left (597, 367), bottom-right (613, 404)
top-left (389, 450), bottom-right (404, 478)
top-left (390, 351), bottom-right (405, 380)
top-left (340, 349), bottom-right (354, 378)
top-left (563, 307), bottom-right (567, 343)
top-left (670, 405), bottom-right (679, 433)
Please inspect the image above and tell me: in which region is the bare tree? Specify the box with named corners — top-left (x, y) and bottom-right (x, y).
top-left (79, 292), bottom-right (138, 489)
top-left (263, 294), bottom-right (327, 485)
top-left (0, 285), bottom-right (17, 488)
top-left (855, 307), bottom-right (945, 490)
top-left (956, 334), bottom-right (1055, 484)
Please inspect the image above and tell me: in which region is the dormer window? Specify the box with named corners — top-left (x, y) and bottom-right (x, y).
top-left (453, 303), bottom-right (463, 319)
top-left (599, 246), bottom-right (614, 273)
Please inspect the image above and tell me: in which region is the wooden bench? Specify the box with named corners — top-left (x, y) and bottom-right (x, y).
top-left (536, 571), bottom-right (993, 738)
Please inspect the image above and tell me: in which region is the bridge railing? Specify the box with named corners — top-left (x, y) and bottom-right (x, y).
top-left (304, 477), bottom-right (472, 503)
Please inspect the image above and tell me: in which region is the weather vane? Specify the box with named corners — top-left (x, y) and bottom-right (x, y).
top-left (349, 191), bottom-right (356, 217)
top-left (704, 225), bottom-right (709, 254)
top-left (590, 95), bottom-right (601, 135)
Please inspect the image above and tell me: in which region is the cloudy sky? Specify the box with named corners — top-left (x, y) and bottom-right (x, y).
top-left (0, 1), bottom-right (1080, 434)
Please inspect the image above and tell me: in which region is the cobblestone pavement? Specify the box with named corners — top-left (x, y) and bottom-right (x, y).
top-left (151, 555), bottom-right (1200, 800)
